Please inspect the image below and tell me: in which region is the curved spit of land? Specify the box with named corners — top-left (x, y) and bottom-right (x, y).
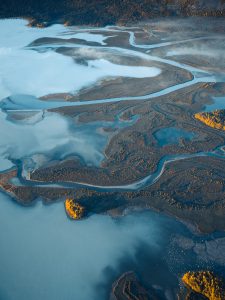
top-left (1, 35), bottom-right (218, 112)
top-left (1, 75), bottom-right (214, 111)
top-left (11, 146), bottom-right (225, 191)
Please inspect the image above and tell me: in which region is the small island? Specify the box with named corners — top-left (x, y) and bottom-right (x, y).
top-left (111, 271), bottom-right (153, 300)
top-left (195, 110), bottom-right (225, 131)
top-left (182, 271), bottom-right (225, 300)
top-left (64, 199), bottom-right (85, 220)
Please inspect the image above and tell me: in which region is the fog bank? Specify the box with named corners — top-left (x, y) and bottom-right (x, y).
top-left (0, 193), bottom-right (162, 300)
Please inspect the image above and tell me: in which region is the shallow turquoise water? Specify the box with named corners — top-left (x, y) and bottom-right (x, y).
top-left (204, 97), bottom-right (225, 112)
top-left (0, 18), bottom-right (225, 300)
top-left (154, 127), bottom-right (195, 146)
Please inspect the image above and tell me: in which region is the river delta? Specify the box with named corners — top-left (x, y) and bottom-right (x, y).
top-left (0, 18), bottom-right (225, 299)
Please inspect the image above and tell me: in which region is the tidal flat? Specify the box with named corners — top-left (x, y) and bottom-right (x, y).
top-left (0, 17), bottom-right (225, 299)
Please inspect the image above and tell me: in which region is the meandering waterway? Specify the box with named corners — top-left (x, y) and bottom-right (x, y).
top-left (0, 18), bottom-right (225, 300)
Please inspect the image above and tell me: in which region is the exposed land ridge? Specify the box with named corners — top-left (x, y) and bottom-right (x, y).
top-left (1, 0), bottom-right (225, 26)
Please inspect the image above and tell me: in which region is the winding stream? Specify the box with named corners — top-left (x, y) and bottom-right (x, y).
top-left (0, 18), bottom-right (225, 300)
top-left (10, 146), bottom-right (225, 191)
top-left (1, 19), bottom-right (225, 191)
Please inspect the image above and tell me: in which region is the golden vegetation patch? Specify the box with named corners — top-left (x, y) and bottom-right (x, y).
top-left (182, 271), bottom-right (225, 300)
top-left (65, 199), bottom-right (85, 220)
top-left (195, 110), bottom-right (225, 130)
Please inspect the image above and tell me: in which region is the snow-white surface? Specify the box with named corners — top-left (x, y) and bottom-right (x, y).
top-left (0, 19), bottom-right (161, 100)
top-left (0, 109), bottom-right (107, 171)
top-left (72, 32), bottom-right (110, 45)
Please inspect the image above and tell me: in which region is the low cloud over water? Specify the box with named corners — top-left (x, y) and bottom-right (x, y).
top-left (0, 193), bottom-right (164, 300)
